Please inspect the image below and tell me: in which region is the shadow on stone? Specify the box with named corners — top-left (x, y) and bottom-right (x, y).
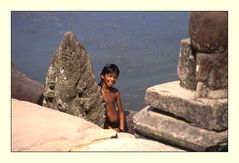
top-left (11, 63), bottom-right (44, 105)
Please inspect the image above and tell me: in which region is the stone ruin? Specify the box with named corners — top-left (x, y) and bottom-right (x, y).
top-left (133, 12), bottom-right (228, 151)
top-left (42, 31), bottom-right (106, 128)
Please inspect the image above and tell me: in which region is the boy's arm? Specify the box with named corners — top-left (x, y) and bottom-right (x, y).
top-left (116, 91), bottom-right (125, 131)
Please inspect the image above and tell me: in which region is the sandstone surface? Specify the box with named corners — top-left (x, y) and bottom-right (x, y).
top-left (177, 38), bottom-right (197, 90)
top-left (196, 52), bottom-right (228, 91)
top-left (145, 81), bottom-right (228, 131)
top-left (72, 138), bottom-right (183, 151)
top-left (12, 99), bottom-right (182, 151)
top-left (12, 99), bottom-right (116, 151)
top-left (124, 110), bottom-right (137, 134)
top-left (133, 106), bottom-right (228, 151)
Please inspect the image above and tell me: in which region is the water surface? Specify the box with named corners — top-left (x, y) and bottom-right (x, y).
top-left (11, 11), bottom-right (190, 111)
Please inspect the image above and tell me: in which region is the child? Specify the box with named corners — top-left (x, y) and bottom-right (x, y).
top-left (99, 64), bottom-right (125, 132)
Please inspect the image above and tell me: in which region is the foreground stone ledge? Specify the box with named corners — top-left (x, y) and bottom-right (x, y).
top-left (133, 106), bottom-right (228, 151)
top-left (71, 138), bottom-right (183, 151)
top-left (12, 99), bottom-right (116, 151)
top-left (117, 132), bottom-right (136, 139)
top-left (12, 99), bottom-right (182, 151)
top-left (145, 81), bottom-right (228, 131)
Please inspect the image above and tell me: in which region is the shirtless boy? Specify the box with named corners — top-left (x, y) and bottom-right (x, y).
top-left (99, 64), bottom-right (125, 132)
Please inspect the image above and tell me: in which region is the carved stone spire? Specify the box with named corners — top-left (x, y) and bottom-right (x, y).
top-left (43, 31), bottom-right (106, 127)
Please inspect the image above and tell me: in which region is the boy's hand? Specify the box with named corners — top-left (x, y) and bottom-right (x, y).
top-left (118, 128), bottom-right (124, 132)
top-left (114, 128), bottom-right (124, 132)
top-left (120, 127), bottom-right (125, 132)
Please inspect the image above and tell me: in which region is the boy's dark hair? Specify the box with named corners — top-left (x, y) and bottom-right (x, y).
top-left (100, 63), bottom-right (120, 76)
top-left (99, 64), bottom-right (120, 86)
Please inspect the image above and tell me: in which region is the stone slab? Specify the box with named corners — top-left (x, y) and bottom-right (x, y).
top-left (71, 138), bottom-right (184, 151)
top-left (12, 99), bottom-right (183, 151)
top-left (124, 110), bottom-right (137, 134)
top-left (117, 132), bottom-right (135, 139)
top-left (145, 81), bottom-right (227, 131)
top-left (133, 106), bottom-right (228, 151)
top-left (12, 99), bottom-right (116, 151)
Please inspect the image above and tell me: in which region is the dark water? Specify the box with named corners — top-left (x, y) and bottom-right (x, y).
top-left (11, 11), bottom-right (190, 111)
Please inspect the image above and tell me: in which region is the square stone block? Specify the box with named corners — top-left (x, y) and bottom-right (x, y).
top-left (196, 52), bottom-right (228, 90)
top-left (177, 38), bottom-right (197, 90)
top-left (145, 81), bottom-right (227, 131)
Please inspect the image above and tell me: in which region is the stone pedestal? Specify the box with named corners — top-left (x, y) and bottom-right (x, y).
top-left (133, 12), bottom-right (228, 152)
top-left (133, 106), bottom-right (227, 151)
top-left (133, 81), bottom-right (228, 151)
top-left (145, 81), bottom-right (227, 131)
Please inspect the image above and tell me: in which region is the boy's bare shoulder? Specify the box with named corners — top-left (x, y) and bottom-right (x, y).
top-left (110, 87), bottom-right (120, 94)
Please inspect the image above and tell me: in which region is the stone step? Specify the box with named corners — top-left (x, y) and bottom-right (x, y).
top-left (133, 106), bottom-right (228, 151)
top-left (145, 81), bottom-right (227, 131)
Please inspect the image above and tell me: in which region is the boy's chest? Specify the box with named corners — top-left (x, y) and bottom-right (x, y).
top-left (102, 91), bottom-right (117, 104)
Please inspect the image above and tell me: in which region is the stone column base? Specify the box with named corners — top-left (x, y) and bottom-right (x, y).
top-left (133, 106), bottom-right (228, 151)
top-left (145, 81), bottom-right (228, 131)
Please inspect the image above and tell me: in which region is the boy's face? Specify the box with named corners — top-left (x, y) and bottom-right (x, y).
top-left (101, 73), bottom-right (118, 87)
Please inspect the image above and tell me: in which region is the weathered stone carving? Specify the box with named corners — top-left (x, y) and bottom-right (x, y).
top-left (196, 51), bottom-right (228, 90)
top-left (177, 38), bottom-right (197, 90)
top-left (42, 31), bottom-right (106, 127)
top-left (133, 12), bottom-right (228, 151)
top-left (177, 12), bottom-right (228, 98)
top-left (177, 40), bottom-right (228, 98)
